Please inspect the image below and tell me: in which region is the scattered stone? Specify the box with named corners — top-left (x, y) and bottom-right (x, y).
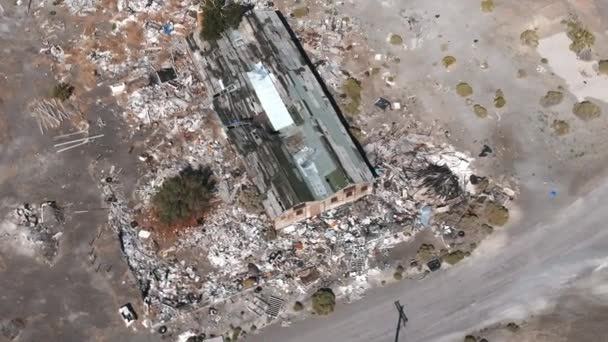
top-left (494, 89), bottom-right (506, 108)
top-left (520, 29), bottom-right (539, 47)
top-left (473, 104), bottom-right (488, 118)
top-left (442, 55), bottom-right (457, 69)
top-left (481, 0), bottom-right (495, 12)
top-left (573, 101), bottom-right (601, 120)
top-left (456, 82), bottom-right (473, 97)
top-left (539, 90), bottom-right (564, 107)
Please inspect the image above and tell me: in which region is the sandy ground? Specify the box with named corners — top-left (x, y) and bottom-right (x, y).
top-left (250, 0), bottom-right (608, 341)
top-left (1, 0), bottom-right (608, 341)
top-left (0, 4), bottom-right (161, 342)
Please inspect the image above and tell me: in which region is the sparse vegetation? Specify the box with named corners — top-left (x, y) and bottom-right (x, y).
top-left (520, 29), bottom-right (539, 47)
top-left (484, 202), bottom-right (509, 226)
top-left (517, 69), bottom-right (527, 78)
top-left (540, 57), bottom-right (548, 64)
top-left (473, 104), bottom-right (488, 118)
top-left (292, 7), bottom-right (309, 18)
top-left (416, 243), bottom-right (436, 261)
top-left (494, 89), bottom-right (506, 108)
top-left (442, 56), bottom-right (457, 69)
top-left (152, 165), bottom-right (216, 225)
top-left (566, 21), bottom-right (595, 55)
top-left (506, 322), bottom-right (520, 332)
top-left (599, 60), bottom-right (608, 75)
top-left (231, 327), bottom-right (242, 341)
top-left (443, 250), bottom-right (466, 265)
top-left (343, 78), bottom-right (362, 115)
top-left (293, 301), bottom-right (304, 312)
top-left (480, 0), bottom-right (494, 12)
top-left (311, 288), bottom-right (336, 315)
top-left (456, 82), bottom-right (473, 97)
top-left (389, 34), bottom-right (403, 45)
top-left (539, 90), bottom-right (564, 107)
top-left (573, 101), bottom-right (601, 120)
top-left (51, 82), bottom-right (75, 102)
top-left (464, 335), bottom-right (477, 342)
top-left (200, 0), bottom-right (244, 41)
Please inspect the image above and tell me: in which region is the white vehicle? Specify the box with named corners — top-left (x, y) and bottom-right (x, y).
top-left (118, 304), bottom-right (137, 327)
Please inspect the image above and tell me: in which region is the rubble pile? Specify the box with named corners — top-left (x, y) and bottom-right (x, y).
top-left (11, 202), bottom-right (64, 264)
top-left (102, 109), bottom-right (514, 337)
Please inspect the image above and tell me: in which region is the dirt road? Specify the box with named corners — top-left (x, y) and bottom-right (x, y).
top-left (252, 166), bottom-right (608, 341)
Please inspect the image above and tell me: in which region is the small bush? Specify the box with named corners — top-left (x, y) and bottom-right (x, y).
top-left (51, 82), bottom-right (74, 101)
top-left (494, 89), bottom-right (506, 108)
top-left (539, 90), bottom-right (563, 107)
top-left (464, 335), bottom-right (477, 342)
top-left (506, 322), bottom-right (520, 332)
top-left (393, 272), bottom-right (403, 280)
top-left (389, 34), bottom-right (403, 45)
top-left (153, 165), bottom-right (216, 225)
top-left (442, 56), bottom-right (457, 69)
top-left (484, 202), bottom-right (509, 226)
top-left (311, 288), bottom-right (336, 315)
top-left (343, 78), bottom-right (362, 115)
top-left (599, 60), bottom-right (608, 75)
top-left (567, 21), bottom-right (595, 54)
top-left (573, 101), bottom-right (601, 120)
top-left (292, 7), bottom-right (309, 18)
top-left (293, 301), bottom-right (304, 312)
top-left (473, 104), bottom-right (488, 118)
top-left (443, 250), bottom-right (466, 265)
top-left (200, 0), bottom-right (244, 41)
top-left (456, 82), bottom-right (473, 97)
top-left (520, 29), bottom-right (539, 47)
top-left (480, 0), bottom-right (494, 12)
top-left (551, 120), bottom-right (569, 136)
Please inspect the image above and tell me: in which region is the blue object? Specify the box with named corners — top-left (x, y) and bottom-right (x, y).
top-left (550, 190), bottom-right (557, 197)
top-left (163, 23), bottom-right (174, 35)
top-left (419, 205), bottom-right (432, 227)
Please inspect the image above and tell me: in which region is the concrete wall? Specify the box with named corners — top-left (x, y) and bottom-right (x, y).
top-left (274, 182), bottom-right (374, 229)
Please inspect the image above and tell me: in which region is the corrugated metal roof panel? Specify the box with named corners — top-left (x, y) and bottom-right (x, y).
top-left (247, 62), bottom-right (294, 131)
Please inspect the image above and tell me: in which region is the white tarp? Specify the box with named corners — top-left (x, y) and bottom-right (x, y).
top-left (247, 62), bottom-right (294, 131)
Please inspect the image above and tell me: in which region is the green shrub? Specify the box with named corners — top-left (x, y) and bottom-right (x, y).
top-left (293, 301), bottom-right (304, 311)
top-left (200, 0), bottom-right (244, 41)
top-left (311, 288), bottom-right (336, 315)
top-left (153, 165), bottom-right (215, 225)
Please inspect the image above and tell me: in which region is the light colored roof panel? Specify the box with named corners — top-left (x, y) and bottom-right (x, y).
top-left (246, 62), bottom-right (294, 131)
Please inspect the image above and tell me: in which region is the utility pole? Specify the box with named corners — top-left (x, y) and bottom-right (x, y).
top-left (394, 301), bottom-right (408, 342)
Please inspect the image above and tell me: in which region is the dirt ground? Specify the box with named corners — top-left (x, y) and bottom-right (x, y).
top-left (2, 0), bottom-right (608, 341)
top-left (0, 3), bottom-right (161, 341)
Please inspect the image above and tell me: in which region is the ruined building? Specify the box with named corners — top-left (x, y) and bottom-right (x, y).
top-left (192, 10), bottom-right (375, 228)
